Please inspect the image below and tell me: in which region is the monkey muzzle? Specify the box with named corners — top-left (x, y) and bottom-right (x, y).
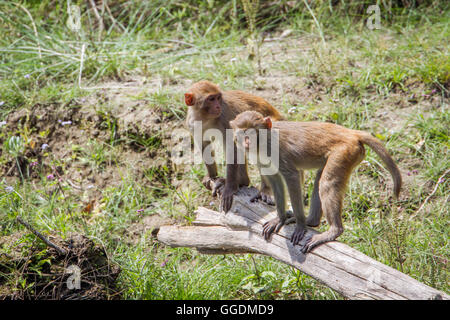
top-left (233, 130), bottom-right (254, 154)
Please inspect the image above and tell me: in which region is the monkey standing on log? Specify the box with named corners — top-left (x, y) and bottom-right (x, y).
top-left (230, 111), bottom-right (402, 253)
top-left (184, 81), bottom-right (283, 211)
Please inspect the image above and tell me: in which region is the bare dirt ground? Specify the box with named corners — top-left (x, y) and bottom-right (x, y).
top-left (1, 88), bottom-right (182, 197)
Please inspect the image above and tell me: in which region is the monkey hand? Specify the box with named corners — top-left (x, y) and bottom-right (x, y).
top-left (290, 224), bottom-right (307, 246)
top-left (211, 177), bottom-right (226, 197)
top-left (202, 176), bottom-right (214, 190)
top-left (202, 176), bottom-right (225, 193)
top-left (220, 185), bottom-right (237, 213)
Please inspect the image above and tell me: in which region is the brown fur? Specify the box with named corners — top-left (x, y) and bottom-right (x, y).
top-left (231, 111), bottom-right (402, 252)
top-left (185, 81), bottom-right (283, 212)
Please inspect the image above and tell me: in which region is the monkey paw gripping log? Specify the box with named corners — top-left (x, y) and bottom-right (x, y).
top-left (157, 187), bottom-right (448, 300)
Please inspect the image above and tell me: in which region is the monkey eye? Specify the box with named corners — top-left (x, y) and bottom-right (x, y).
top-left (208, 96), bottom-right (216, 102)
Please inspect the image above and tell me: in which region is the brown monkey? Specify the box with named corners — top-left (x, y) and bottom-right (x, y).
top-left (230, 111), bottom-right (402, 253)
top-left (184, 81), bottom-right (283, 211)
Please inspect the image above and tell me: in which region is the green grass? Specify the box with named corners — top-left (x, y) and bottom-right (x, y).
top-left (0, 1), bottom-right (448, 299)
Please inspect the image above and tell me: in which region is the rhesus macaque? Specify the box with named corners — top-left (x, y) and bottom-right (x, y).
top-left (184, 81), bottom-right (283, 212)
top-left (230, 111), bottom-right (402, 253)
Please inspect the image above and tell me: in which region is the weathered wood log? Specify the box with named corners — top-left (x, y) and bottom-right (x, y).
top-left (157, 187), bottom-right (448, 300)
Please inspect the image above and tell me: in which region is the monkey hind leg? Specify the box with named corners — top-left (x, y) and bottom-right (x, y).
top-left (302, 226), bottom-right (343, 253)
top-left (306, 169), bottom-right (323, 227)
top-left (306, 198), bottom-right (322, 227)
top-left (303, 155), bottom-right (351, 252)
top-left (262, 217), bottom-right (286, 240)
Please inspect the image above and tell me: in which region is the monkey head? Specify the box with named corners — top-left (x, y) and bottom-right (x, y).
top-left (185, 80), bottom-right (223, 120)
top-left (230, 111), bottom-right (272, 153)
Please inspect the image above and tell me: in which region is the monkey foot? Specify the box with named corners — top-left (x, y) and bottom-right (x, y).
top-left (306, 217), bottom-right (320, 228)
top-left (249, 190), bottom-right (275, 206)
top-left (284, 210), bottom-right (296, 225)
top-left (290, 225), bottom-right (307, 246)
top-left (301, 233), bottom-right (328, 253)
top-left (262, 217), bottom-right (286, 240)
top-left (202, 176), bottom-right (215, 190)
top-left (220, 185), bottom-right (238, 213)
top-left (260, 191), bottom-right (275, 206)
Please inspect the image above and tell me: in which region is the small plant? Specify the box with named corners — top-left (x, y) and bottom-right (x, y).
top-left (97, 111), bottom-right (119, 146)
top-left (4, 136), bottom-right (26, 180)
top-left (241, 0), bottom-right (263, 76)
top-left (5, 135), bottom-right (25, 157)
top-left (382, 205), bottom-right (408, 272)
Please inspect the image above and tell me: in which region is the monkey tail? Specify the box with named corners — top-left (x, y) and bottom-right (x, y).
top-left (358, 132), bottom-right (402, 198)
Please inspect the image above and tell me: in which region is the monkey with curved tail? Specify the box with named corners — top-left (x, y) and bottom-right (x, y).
top-left (230, 111), bottom-right (402, 253)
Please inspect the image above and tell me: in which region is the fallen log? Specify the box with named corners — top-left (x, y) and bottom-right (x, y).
top-left (157, 187), bottom-right (448, 300)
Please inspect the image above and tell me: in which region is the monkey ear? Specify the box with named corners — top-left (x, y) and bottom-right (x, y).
top-left (184, 93), bottom-right (195, 106)
top-left (264, 117), bottom-right (272, 129)
top-left (230, 120), bottom-right (235, 129)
